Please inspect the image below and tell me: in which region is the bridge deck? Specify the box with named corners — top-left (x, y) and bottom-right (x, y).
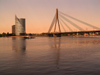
top-left (49, 30), bottom-right (100, 34)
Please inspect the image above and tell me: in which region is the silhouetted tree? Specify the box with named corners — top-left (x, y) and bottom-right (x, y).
top-left (0, 34), bottom-right (2, 37)
top-left (6, 32), bottom-right (9, 36)
top-left (29, 33), bottom-right (32, 36)
top-left (2, 32), bottom-right (6, 37)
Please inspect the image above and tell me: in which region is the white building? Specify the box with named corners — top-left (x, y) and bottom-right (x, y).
top-left (15, 15), bottom-right (26, 36)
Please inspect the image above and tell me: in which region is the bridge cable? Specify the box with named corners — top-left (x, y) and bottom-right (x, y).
top-left (59, 20), bottom-right (66, 32)
top-left (59, 16), bottom-right (73, 32)
top-left (59, 11), bottom-right (100, 30)
top-left (48, 14), bottom-right (56, 33)
top-left (59, 14), bottom-right (84, 31)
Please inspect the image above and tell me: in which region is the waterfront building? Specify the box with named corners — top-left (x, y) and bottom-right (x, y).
top-left (12, 25), bottom-right (15, 34)
top-left (15, 15), bottom-right (26, 36)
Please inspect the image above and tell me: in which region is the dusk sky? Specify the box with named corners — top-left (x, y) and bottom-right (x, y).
top-left (0, 0), bottom-right (100, 33)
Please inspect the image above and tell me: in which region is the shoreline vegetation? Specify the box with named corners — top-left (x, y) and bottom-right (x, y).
top-left (0, 32), bottom-right (100, 37)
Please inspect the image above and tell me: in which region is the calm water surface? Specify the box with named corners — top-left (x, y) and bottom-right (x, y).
top-left (0, 36), bottom-right (100, 75)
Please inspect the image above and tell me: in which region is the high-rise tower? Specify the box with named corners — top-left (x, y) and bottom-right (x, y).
top-left (12, 25), bottom-right (15, 34)
top-left (15, 15), bottom-right (26, 36)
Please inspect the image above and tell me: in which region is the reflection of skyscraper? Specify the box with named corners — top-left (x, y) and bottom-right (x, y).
top-left (15, 15), bottom-right (26, 36)
top-left (12, 37), bottom-right (26, 54)
top-left (12, 37), bottom-right (26, 69)
top-left (12, 25), bottom-right (15, 34)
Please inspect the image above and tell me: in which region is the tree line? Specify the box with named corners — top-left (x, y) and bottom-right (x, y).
top-left (0, 32), bottom-right (15, 37)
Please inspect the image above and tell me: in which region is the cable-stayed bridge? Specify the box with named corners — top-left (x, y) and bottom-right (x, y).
top-left (48, 9), bottom-right (100, 37)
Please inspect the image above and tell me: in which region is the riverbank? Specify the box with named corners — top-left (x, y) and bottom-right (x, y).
top-left (0, 35), bottom-right (99, 38)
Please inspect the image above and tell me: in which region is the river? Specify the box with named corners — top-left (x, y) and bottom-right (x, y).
top-left (0, 36), bottom-right (100, 75)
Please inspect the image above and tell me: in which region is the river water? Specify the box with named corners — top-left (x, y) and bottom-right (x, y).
top-left (0, 36), bottom-right (100, 75)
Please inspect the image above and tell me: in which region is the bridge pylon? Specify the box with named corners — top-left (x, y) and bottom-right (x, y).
top-left (48, 9), bottom-right (61, 37)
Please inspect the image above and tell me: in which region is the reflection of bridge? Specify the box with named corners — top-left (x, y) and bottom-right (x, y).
top-left (48, 9), bottom-right (100, 37)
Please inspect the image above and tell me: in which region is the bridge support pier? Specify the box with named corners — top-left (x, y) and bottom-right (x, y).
top-left (48, 34), bottom-right (53, 37)
top-left (48, 33), bottom-right (61, 37)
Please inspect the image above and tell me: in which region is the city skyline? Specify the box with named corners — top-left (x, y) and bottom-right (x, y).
top-left (0, 0), bottom-right (100, 33)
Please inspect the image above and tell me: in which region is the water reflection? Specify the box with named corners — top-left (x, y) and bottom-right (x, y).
top-left (49, 37), bottom-right (100, 70)
top-left (78, 39), bottom-right (100, 45)
top-left (50, 37), bottom-right (61, 69)
top-left (12, 37), bottom-right (26, 55)
top-left (11, 37), bottom-right (26, 73)
top-left (73, 37), bottom-right (100, 45)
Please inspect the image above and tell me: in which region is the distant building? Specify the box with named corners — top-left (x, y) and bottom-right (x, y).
top-left (12, 25), bottom-right (15, 34)
top-left (15, 15), bottom-right (26, 36)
